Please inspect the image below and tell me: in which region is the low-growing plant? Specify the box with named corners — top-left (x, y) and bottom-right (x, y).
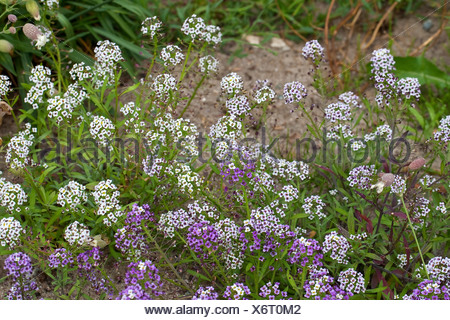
top-left (0, 9), bottom-right (449, 301)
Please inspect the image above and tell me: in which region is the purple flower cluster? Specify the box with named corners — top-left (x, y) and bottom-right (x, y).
top-left (4, 252), bottom-right (39, 300)
top-left (117, 284), bottom-right (151, 300)
top-left (426, 256), bottom-right (450, 285)
top-left (347, 165), bottom-right (376, 190)
top-left (325, 102), bottom-right (351, 123)
top-left (186, 221), bottom-right (220, 260)
top-left (220, 161), bottom-right (259, 196)
top-left (304, 268), bottom-right (350, 300)
top-left (48, 248), bottom-right (74, 268)
top-left (286, 237), bottom-right (323, 272)
top-left (370, 48), bottom-right (397, 106)
top-left (259, 281), bottom-right (289, 300)
top-left (115, 204), bottom-right (154, 261)
top-left (77, 247), bottom-right (113, 296)
top-left (403, 280), bottom-right (449, 300)
top-left (283, 81), bottom-right (307, 104)
top-left (223, 282), bottom-right (251, 300)
top-left (192, 286), bottom-right (218, 300)
top-left (123, 260), bottom-right (164, 298)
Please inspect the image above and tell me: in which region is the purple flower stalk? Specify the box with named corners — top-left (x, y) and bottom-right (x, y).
top-left (124, 260), bottom-right (164, 298)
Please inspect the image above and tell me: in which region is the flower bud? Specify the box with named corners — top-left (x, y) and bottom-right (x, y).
top-left (0, 39), bottom-right (14, 53)
top-left (23, 23), bottom-right (42, 41)
top-left (26, 0), bottom-right (41, 21)
top-left (381, 173), bottom-right (395, 186)
top-left (8, 14), bottom-right (17, 23)
top-left (408, 157), bottom-right (426, 170)
top-left (8, 26), bottom-right (16, 34)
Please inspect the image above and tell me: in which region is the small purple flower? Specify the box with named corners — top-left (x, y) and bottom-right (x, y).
top-left (4, 252), bottom-right (39, 300)
top-left (48, 248), bottom-right (74, 268)
top-left (117, 284), bottom-right (151, 300)
top-left (259, 282), bottom-right (290, 300)
top-left (124, 260), bottom-right (164, 298)
top-left (192, 286), bottom-right (218, 300)
top-left (302, 40), bottom-right (324, 66)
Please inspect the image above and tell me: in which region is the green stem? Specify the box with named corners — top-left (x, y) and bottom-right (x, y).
top-left (179, 74), bottom-right (206, 117)
top-left (401, 196), bottom-right (429, 279)
top-left (143, 227), bottom-right (195, 294)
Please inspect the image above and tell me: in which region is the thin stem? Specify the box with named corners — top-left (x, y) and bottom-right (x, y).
top-left (179, 74), bottom-right (206, 118)
top-left (400, 196), bottom-right (429, 279)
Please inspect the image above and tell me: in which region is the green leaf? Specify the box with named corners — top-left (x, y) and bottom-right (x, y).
top-left (186, 269), bottom-right (210, 282)
top-left (394, 56), bottom-right (450, 88)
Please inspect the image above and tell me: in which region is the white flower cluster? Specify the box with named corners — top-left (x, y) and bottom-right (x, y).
top-left (398, 254), bottom-right (408, 268)
top-left (120, 102), bottom-right (145, 134)
top-left (40, 0), bottom-right (59, 10)
top-left (434, 115), bottom-right (450, 144)
top-left (419, 174), bottom-right (437, 190)
top-left (35, 26), bottom-right (52, 50)
top-left (0, 74), bottom-right (12, 97)
top-left (349, 232), bottom-right (367, 241)
top-left (57, 181), bottom-right (88, 210)
top-left (303, 195), bottom-right (326, 220)
top-left (199, 55), bottom-right (219, 74)
top-left (397, 77), bottom-right (421, 101)
top-left (323, 231), bottom-right (350, 264)
top-left (5, 123), bottom-right (35, 170)
top-left (226, 95), bottom-right (250, 117)
top-left (390, 175), bottom-right (406, 195)
top-left (142, 156), bottom-right (165, 177)
top-left (24, 65), bottom-right (55, 109)
top-left (152, 73), bottom-right (177, 102)
top-left (188, 201), bottom-right (219, 220)
top-left (302, 40), bottom-right (324, 65)
top-left (64, 221), bottom-right (90, 246)
top-left (337, 268), bottom-right (366, 294)
top-left (89, 115), bottom-right (115, 147)
top-left (436, 202), bottom-right (447, 215)
top-left (93, 40), bottom-right (123, 88)
top-left (283, 81), bottom-right (307, 104)
top-left (141, 16), bottom-right (163, 38)
top-left (158, 208), bottom-right (197, 238)
top-left (411, 197), bottom-right (430, 228)
top-left (262, 157), bottom-right (309, 181)
top-left (0, 217), bottom-right (24, 249)
top-left (167, 164), bottom-right (202, 196)
top-left (202, 25), bottom-right (222, 45)
top-left (221, 72), bottom-right (244, 96)
top-left (364, 124), bottom-right (392, 142)
top-left (92, 180), bottom-right (123, 226)
top-left (243, 203), bottom-right (289, 236)
top-left (47, 84), bottom-right (88, 124)
top-left (181, 14), bottom-right (222, 45)
top-left (254, 86), bottom-right (275, 104)
top-left (347, 165), bottom-right (376, 190)
top-left (209, 116), bottom-right (244, 161)
top-left (338, 91), bottom-right (361, 109)
top-left (145, 113), bottom-right (198, 158)
top-left (70, 62), bottom-right (93, 83)
top-left (325, 102), bottom-right (351, 123)
top-left (160, 45), bottom-right (184, 67)
top-left (279, 185), bottom-right (299, 202)
top-left (426, 256), bottom-right (450, 284)
top-left (0, 179), bottom-right (27, 213)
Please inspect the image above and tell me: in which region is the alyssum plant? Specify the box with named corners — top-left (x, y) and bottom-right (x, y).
top-left (0, 8), bottom-right (449, 300)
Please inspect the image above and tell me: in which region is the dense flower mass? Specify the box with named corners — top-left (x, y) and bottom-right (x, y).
top-left (5, 123), bottom-right (35, 170)
top-left (48, 248), bottom-right (74, 268)
top-left (303, 195), bottom-right (326, 220)
top-left (193, 286), bottom-right (218, 300)
top-left (302, 40), bottom-right (324, 65)
top-left (403, 280), bottom-right (449, 300)
top-left (283, 81), bottom-right (307, 104)
top-left (24, 65), bottom-right (55, 109)
top-left (181, 14), bottom-right (206, 40)
top-left (199, 55), bottom-right (219, 74)
top-left (64, 221), bottom-right (91, 246)
top-left (57, 180), bottom-right (88, 210)
top-left (0, 74), bottom-right (12, 97)
top-left (4, 252), bottom-right (39, 300)
top-left (337, 268), bottom-right (366, 294)
top-left (160, 45), bottom-right (184, 66)
top-left (221, 72), bottom-right (244, 96)
top-left (0, 217), bottom-right (24, 249)
top-left (223, 283), bottom-right (251, 300)
top-left (0, 180), bottom-right (28, 213)
top-left (123, 260), bottom-right (164, 298)
top-left (89, 115), bottom-right (115, 147)
top-left (259, 282), bottom-right (289, 300)
top-left (141, 16), bottom-right (163, 38)
top-left (434, 115), bottom-right (450, 144)
top-left (347, 165), bottom-right (376, 190)
top-left (323, 231), bottom-right (350, 264)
